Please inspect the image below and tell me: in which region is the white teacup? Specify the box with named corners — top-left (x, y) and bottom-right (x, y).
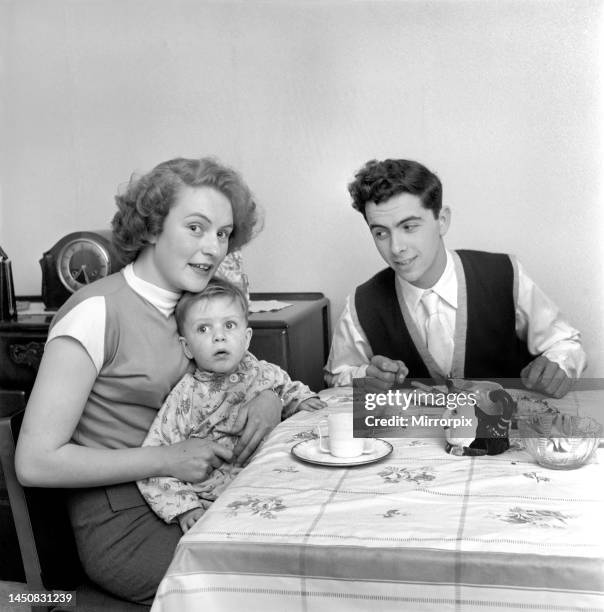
top-left (317, 412), bottom-right (374, 458)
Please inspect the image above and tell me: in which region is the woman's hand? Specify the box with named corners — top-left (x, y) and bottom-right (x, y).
top-left (162, 438), bottom-right (233, 483)
top-left (226, 390), bottom-right (282, 466)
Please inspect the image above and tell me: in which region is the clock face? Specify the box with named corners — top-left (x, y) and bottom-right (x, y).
top-left (56, 238), bottom-right (111, 292)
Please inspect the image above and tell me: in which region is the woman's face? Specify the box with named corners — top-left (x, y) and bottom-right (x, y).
top-left (143, 185), bottom-right (234, 293)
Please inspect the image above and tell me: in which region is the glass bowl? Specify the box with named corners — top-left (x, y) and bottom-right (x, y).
top-left (518, 415), bottom-right (601, 470)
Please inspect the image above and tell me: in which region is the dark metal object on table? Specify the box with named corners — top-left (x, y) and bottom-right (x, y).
top-left (445, 378), bottom-right (515, 455)
top-left (0, 246), bottom-right (18, 322)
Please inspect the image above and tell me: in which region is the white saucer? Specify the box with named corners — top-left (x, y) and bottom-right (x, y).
top-left (291, 438), bottom-right (393, 467)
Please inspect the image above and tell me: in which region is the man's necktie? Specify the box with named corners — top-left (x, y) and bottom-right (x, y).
top-left (421, 290), bottom-right (453, 375)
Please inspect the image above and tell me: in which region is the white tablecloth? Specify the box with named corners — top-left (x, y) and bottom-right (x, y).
top-left (152, 387), bottom-right (604, 612)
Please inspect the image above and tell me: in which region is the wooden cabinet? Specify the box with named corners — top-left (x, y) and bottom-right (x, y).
top-left (0, 292), bottom-right (330, 395)
top-left (248, 293), bottom-right (330, 392)
top-left (0, 315), bottom-right (49, 394)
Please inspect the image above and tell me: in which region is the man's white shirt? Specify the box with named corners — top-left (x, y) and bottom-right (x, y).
top-left (324, 251), bottom-right (586, 386)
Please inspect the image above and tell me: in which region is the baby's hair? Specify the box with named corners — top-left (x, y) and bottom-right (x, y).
top-left (175, 278), bottom-right (249, 334)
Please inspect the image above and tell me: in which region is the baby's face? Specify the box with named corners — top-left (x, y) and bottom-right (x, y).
top-left (180, 295), bottom-right (251, 374)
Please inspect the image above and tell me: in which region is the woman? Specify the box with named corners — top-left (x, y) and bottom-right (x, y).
top-left (15, 157), bottom-right (281, 603)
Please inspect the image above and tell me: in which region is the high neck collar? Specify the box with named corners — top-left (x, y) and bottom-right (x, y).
top-left (122, 263), bottom-right (180, 317)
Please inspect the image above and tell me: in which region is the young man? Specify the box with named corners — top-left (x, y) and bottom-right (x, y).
top-left (324, 159), bottom-right (585, 397)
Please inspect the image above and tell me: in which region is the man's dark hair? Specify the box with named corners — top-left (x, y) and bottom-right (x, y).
top-left (348, 159), bottom-right (442, 218)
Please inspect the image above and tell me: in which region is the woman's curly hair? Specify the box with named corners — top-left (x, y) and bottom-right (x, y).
top-left (111, 157), bottom-right (262, 263)
top-left (348, 159), bottom-right (442, 218)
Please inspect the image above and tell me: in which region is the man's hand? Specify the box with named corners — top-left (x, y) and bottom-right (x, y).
top-left (364, 356), bottom-right (408, 392)
top-left (521, 356), bottom-right (572, 398)
top-left (178, 507), bottom-right (204, 533)
top-left (224, 390), bottom-right (282, 466)
top-left (298, 397), bottom-right (327, 411)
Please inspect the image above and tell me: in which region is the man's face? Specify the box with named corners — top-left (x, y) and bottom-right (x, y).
top-left (365, 193), bottom-right (450, 289)
top-left (180, 295), bottom-right (252, 374)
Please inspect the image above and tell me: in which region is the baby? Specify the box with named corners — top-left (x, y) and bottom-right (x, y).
top-left (137, 278), bottom-right (324, 532)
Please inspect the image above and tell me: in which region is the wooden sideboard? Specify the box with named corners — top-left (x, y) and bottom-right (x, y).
top-left (0, 292), bottom-right (330, 397)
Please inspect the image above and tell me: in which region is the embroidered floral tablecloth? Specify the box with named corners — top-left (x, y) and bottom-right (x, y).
top-left (152, 387), bottom-right (604, 612)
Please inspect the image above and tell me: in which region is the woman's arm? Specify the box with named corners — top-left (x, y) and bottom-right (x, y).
top-left (15, 337), bottom-right (231, 487)
top-left (227, 390), bottom-right (282, 466)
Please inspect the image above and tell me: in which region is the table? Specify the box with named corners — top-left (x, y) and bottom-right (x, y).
top-left (152, 387), bottom-right (604, 612)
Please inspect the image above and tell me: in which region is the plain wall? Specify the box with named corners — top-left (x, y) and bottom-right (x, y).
top-left (1, 0), bottom-right (603, 374)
